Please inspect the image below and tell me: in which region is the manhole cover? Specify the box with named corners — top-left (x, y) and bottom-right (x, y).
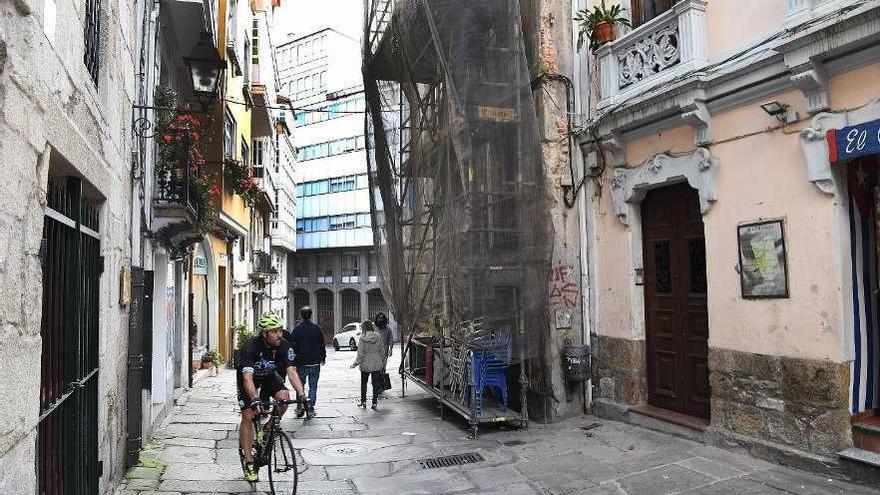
top-left (320, 443), bottom-right (372, 457)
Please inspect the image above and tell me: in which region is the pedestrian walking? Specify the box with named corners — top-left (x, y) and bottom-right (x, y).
top-left (375, 312), bottom-right (394, 357)
top-left (290, 306), bottom-right (326, 418)
top-left (350, 319), bottom-right (388, 410)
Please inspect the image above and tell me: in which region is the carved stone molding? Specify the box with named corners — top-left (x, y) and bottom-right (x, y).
top-left (790, 63), bottom-right (829, 115)
top-left (617, 23), bottom-right (680, 89)
top-left (610, 147), bottom-right (718, 225)
top-left (601, 131), bottom-right (627, 168)
top-left (682, 100), bottom-right (712, 145)
top-left (799, 95), bottom-right (880, 196)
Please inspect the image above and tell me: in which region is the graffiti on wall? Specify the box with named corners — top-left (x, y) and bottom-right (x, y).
top-left (549, 263), bottom-right (579, 309)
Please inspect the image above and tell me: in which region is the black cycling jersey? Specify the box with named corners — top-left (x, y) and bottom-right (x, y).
top-left (238, 335), bottom-right (295, 379)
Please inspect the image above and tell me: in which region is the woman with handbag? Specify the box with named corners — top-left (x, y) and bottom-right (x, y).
top-left (350, 319), bottom-right (388, 410)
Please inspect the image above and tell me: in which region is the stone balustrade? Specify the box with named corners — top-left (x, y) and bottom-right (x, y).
top-left (595, 0), bottom-right (708, 108)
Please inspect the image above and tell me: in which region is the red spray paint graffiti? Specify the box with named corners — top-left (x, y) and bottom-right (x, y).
top-left (549, 263), bottom-right (579, 309)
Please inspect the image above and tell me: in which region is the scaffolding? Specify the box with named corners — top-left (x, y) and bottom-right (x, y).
top-left (363, 0), bottom-right (553, 435)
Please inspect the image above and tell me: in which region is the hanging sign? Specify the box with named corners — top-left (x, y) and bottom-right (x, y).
top-left (193, 256), bottom-right (208, 275)
top-left (477, 106), bottom-right (516, 123)
top-left (827, 118), bottom-right (880, 164)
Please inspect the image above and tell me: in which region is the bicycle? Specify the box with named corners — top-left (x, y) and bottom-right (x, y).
top-left (239, 397), bottom-right (306, 494)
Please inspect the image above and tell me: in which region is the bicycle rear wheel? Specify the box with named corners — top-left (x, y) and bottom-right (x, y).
top-left (267, 430), bottom-right (298, 494)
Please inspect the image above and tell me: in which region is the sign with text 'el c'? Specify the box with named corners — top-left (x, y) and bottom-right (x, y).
top-left (827, 118), bottom-right (880, 164)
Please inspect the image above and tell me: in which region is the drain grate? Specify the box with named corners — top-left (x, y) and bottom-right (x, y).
top-left (418, 452), bottom-right (485, 469)
top-left (502, 440), bottom-right (526, 446)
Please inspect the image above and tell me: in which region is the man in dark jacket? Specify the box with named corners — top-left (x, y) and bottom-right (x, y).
top-left (290, 306), bottom-right (325, 418)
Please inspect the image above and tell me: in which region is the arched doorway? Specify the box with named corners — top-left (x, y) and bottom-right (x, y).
top-left (315, 289), bottom-right (334, 342)
top-left (292, 289), bottom-right (310, 323)
top-left (340, 289), bottom-right (361, 326)
top-left (367, 288), bottom-right (387, 320)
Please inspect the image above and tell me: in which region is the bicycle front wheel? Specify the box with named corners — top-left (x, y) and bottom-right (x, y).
top-left (268, 430), bottom-right (298, 494)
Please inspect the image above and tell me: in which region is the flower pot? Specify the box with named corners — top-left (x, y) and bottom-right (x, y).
top-left (593, 21), bottom-right (614, 46)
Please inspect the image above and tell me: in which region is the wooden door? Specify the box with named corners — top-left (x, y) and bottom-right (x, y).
top-left (642, 182), bottom-right (710, 419)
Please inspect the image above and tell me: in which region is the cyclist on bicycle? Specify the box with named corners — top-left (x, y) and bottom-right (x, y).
top-left (237, 313), bottom-right (308, 482)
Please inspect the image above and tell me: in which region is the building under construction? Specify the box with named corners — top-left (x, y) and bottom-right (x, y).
top-left (362, 0), bottom-right (579, 432)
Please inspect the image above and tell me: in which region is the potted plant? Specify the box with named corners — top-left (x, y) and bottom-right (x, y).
top-left (201, 349), bottom-right (226, 374)
top-left (233, 323), bottom-right (256, 365)
top-left (575, 1), bottom-right (632, 51)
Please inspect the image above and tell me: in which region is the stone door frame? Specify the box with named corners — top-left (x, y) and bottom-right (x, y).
top-left (607, 147), bottom-right (719, 344)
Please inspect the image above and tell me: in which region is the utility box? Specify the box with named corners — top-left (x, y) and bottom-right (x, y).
top-left (562, 344), bottom-right (590, 382)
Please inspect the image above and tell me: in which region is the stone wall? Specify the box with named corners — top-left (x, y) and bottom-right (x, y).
top-left (708, 348), bottom-right (851, 458)
top-left (591, 335), bottom-right (646, 407)
top-left (0, 0), bottom-right (136, 492)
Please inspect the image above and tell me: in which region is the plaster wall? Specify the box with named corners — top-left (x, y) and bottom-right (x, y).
top-left (593, 88), bottom-right (850, 362)
top-left (828, 61), bottom-right (880, 110)
top-left (0, 0), bottom-right (136, 491)
top-left (705, 0), bottom-right (786, 59)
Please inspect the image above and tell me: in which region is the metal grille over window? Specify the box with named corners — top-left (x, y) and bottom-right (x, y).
top-left (39, 177), bottom-right (101, 494)
top-left (83, 0), bottom-right (101, 84)
top-left (341, 289), bottom-right (361, 325)
top-left (653, 241), bottom-right (672, 293)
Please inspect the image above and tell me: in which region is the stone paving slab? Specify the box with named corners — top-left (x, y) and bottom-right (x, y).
top-left (116, 350), bottom-right (880, 495)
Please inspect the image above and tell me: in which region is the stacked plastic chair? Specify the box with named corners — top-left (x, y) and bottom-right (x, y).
top-left (469, 326), bottom-right (512, 417)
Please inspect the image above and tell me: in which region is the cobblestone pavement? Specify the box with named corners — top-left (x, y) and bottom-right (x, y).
top-left (116, 348), bottom-right (879, 495)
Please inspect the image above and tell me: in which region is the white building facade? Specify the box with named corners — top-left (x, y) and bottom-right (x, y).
top-left (276, 28), bottom-right (388, 341)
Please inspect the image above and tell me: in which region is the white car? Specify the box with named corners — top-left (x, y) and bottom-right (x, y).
top-left (333, 322), bottom-right (362, 351)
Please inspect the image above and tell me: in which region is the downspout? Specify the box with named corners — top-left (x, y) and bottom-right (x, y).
top-left (572, 0), bottom-right (592, 414)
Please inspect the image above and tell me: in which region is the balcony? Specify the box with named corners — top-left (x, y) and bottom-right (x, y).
top-left (152, 156), bottom-right (204, 252)
top-left (251, 64), bottom-right (273, 137)
top-left (250, 250), bottom-right (278, 281)
top-left (595, 0), bottom-right (708, 108)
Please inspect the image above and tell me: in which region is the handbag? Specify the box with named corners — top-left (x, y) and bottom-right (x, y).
top-left (381, 372), bottom-right (392, 391)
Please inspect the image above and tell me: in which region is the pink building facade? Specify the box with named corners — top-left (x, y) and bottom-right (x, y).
top-left (577, 0), bottom-right (880, 474)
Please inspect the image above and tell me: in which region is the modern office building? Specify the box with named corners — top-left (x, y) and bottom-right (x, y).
top-left (276, 28), bottom-right (389, 341)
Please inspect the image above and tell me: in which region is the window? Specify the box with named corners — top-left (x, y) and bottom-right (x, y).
top-left (317, 255), bottom-right (334, 283)
top-left (357, 213), bottom-right (371, 228)
top-left (84, 0), bottom-right (101, 84)
top-left (253, 140), bottom-right (264, 167)
top-left (252, 19), bottom-right (260, 63)
top-left (329, 215), bottom-right (355, 231)
top-left (241, 140), bottom-right (250, 168)
top-left (631, 0), bottom-right (674, 27)
top-left (224, 109), bottom-right (237, 158)
top-left (296, 137), bottom-right (366, 161)
top-left (243, 35), bottom-right (251, 85)
top-left (368, 253), bottom-right (379, 282)
top-left (341, 254), bottom-right (359, 283)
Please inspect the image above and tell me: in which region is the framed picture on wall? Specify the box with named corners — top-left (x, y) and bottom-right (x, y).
top-left (737, 219), bottom-right (789, 298)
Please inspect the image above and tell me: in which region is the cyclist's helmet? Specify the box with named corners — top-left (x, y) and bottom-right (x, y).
top-left (374, 312), bottom-right (388, 327)
top-left (300, 306), bottom-right (313, 320)
top-left (257, 313), bottom-right (284, 333)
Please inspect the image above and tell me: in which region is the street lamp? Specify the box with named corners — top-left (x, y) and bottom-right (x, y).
top-left (183, 32), bottom-right (225, 109)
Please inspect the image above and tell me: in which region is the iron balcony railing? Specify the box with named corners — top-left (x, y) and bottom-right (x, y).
top-left (251, 250), bottom-right (277, 278)
top-left (154, 132), bottom-right (202, 221)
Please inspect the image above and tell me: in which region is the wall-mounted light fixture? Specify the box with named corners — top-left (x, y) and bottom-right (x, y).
top-left (184, 32), bottom-right (226, 110)
top-left (760, 101), bottom-right (798, 124)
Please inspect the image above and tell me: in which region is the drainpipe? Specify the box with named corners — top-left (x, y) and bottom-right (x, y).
top-left (125, 267), bottom-right (145, 467)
